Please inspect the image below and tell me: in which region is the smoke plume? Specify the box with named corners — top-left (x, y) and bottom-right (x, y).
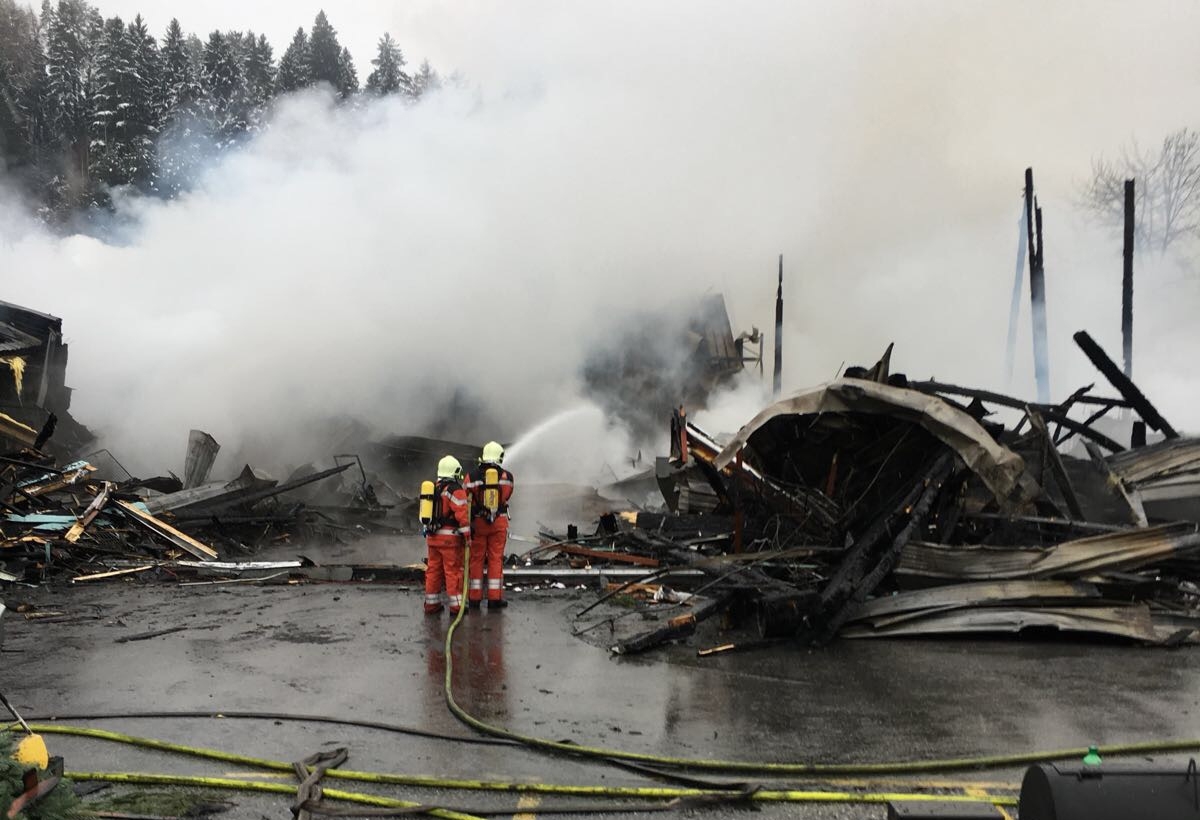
top-left (4, 1), bottom-right (1200, 484)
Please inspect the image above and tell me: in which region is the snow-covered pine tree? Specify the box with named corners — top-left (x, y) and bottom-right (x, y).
top-left (223, 29), bottom-right (245, 65)
top-left (243, 32), bottom-right (274, 118)
top-left (124, 14), bottom-right (159, 188)
top-left (89, 14), bottom-right (134, 188)
top-left (160, 18), bottom-right (198, 118)
top-left (409, 59), bottom-right (440, 99)
top-left (183, 32), bottom-right (203, 77)
top-left (276, 27), bottom-right (310, 93)
top-left (46, 0), bottom-right (100, 196)
top-left (156, 19), bottom-right (208, 197)
top-left (202, 29), bottom-right (247, 143)
top-left (335, 46), bottom-right (357, 98)
top-left (364, 33), bottom-right (408, 96)
top-left (307, 10), bottom-right (340, 88)
top-left (0, 0), bottom-right (50, 167)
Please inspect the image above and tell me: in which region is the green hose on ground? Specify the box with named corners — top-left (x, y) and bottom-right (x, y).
top-left (65, 772), bottom-right (485, 820)
top-left (67, 771), bottom-right (1017, 811)
top-left (20, 721), bottom-right (1019, 799)
top-left (9, 544), bottom-right (1186, 812)
top-left (443, 545), bottom-right (1200, 775)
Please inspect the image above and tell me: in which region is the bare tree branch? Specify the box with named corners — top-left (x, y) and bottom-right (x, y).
top-left (1080, 127), bottom-right (1200, 255)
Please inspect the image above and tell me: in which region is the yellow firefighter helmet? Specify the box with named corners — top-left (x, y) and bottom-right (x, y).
top-left (481, 441), bottom-right (504, 464)
top-left (437, 455), bottom-right (463, 479)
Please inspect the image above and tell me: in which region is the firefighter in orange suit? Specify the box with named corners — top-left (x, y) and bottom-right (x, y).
top-left (465, 441), bottom-right (515, 608)
top-left (423, 455), bottom-right (471, 615)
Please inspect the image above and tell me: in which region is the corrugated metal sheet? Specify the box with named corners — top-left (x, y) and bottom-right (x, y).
top-left (843, 604), bottom-right (1161, 642)
top-left (849, 580), bottom-right (1101, 624)
top-left (897, 523), bottom-right (1200, 581)
top-left (0, 321), bottom-right (41, 353)
top-left (712, 379), bottom-right (1037, 508)
top-left (1108, 438), bottom-right (1200, 487)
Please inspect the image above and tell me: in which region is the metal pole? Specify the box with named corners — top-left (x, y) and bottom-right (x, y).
top-left (773, 254), bottom-right (783, 397)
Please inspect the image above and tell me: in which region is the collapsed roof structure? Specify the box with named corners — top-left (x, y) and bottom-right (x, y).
top-left (556, 332), bottom-right (1200, 653)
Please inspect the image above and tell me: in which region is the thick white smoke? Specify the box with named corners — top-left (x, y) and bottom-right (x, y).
top-left (3, 1), bottom-right (1200, 482)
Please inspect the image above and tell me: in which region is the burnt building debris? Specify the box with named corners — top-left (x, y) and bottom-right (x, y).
top-left (0, 300), bottom-right (92, 457)
top-left (581, 294), bottom-right (759, 440)
top-left (0, 430), bottom-right (411, 584)
top-left (548, 337), bottom-right (1200, 654)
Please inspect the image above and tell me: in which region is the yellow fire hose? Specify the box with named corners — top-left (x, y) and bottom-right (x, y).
top-left (62, 773), bottom-right (486, 820)
top-left (11, 720), bottom-right (1022, 811)
top-left (13, 541), bottom-right (1193, 814)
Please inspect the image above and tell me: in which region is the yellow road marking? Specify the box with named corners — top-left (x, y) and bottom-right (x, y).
top-left (514, 793), bottom-right (541, 819)
top-left (964, 786), bottom-right (1013, 818)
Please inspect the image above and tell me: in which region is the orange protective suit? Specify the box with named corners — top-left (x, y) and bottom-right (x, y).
top-left (464, 464), bottom-right (514, 604)
top-left (424, 480), bottom-right (471, 614)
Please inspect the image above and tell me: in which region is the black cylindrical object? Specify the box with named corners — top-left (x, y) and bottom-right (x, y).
top-left (1020, 762), bottom-right (1200, 820)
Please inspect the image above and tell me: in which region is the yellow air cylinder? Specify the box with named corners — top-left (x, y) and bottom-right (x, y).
top-left (483, 468), bottom-right (500, 518)
top-left (418, 480), bottom-right (435, 526)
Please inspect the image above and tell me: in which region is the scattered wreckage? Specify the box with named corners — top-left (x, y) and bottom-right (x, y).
top-left (0, 425), bottom-right (404, 585)
top-left (5, 287), bottom-right (1200, 657)
top-left (546, 333), bottom-right (1200, 654)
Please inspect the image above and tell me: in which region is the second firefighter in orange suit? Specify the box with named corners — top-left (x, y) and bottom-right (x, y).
top-left (465, 441), bottom-right (514, 608)
top-left (423, 455), bottom-right (471, 615)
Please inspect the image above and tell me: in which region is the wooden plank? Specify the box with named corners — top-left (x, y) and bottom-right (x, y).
top-left (113, 500), bottom-right (218, 560)
top-left (72, 565), bottom-right (153, 583)
top-left (20, 462), bottom-right (95, 497)
top-left (0, 411), bottom-right (38, 448)
top-left (556, 543), bottom-right (660, 567)
top-left (65, 481), bottom-right (113, 543)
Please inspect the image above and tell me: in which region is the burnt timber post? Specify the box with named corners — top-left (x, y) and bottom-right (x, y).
top-left (1026, 168), bottom-right (1051, 403)
top-left (773, 254), bottom-right (783, 397)
top-left (1123, 178), bottom-right (1135, 378)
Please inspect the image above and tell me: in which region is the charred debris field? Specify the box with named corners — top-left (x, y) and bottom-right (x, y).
top-left (3, 171), bottom-right (1200, 818)
top-left (3, 271), bottom-right (1200, 655)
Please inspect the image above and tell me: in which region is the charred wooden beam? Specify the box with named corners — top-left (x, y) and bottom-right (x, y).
top-left (910, 380), bottom-right (1131, 410)
top-left (801, 452), bottom-right (955, 642)
top-left (773, 254), bottom-right (783, 397)
top-left (808, 453), bottom-right (956, 644)
top-left (1073, 330), bottom-right (1178, 439)
top-left (1123, 178), bottom-right (1135, 378)
top-left (908, 380), bottom-right (1127, 452)
top-left (611, 595), bottom-right (726, 654)
top-left (1026, 407), bottom-right (1084, 519)
top-left (1082, 439), bottom-right (1148, 527)
top-left (757, 591), bottom-right (818, 638)
top-left (1027, 168), bottom-right (1051, 403)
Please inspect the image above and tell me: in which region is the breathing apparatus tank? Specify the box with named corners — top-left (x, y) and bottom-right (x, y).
top-left (483, 468), bottom-right (500, 521)
top-left (418, 480), bottom-right (436, 530)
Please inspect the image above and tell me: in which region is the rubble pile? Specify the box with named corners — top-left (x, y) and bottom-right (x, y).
top-left (549, 335), bottom-right (1200, 654)
top-left (0, 438), bottom-right (402, 585)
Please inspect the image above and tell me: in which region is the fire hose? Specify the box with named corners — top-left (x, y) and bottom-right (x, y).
top-left (12, 545), bottom-right (1200, 814)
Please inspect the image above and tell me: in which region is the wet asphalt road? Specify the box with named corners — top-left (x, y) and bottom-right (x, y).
top-left (5, 543), bottom-right (1200, 819)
